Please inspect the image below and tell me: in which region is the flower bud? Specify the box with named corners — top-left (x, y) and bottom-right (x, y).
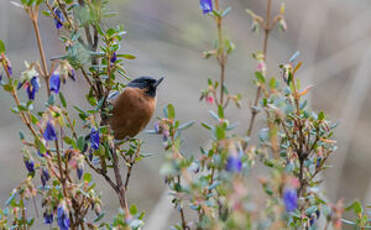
top-left (41, 168), bottom-right (50, 187)
top-left (24, 158), bottom-right (35, 174)
top-left (54, 8), bottom-right (64, 29)
top-left (199, 0), bottom-right (213, 14)
top-left (43, 211), bottom-right (53, 224)
top-left (43, 121), bottom-right (57, 141)
top-left (283, 188), bottom-right (298, 212)
top-left (90, 128), bottom-right (100, 150)
top-left (50, 72), bottom-right (61, 94)
top-left (57, 201), bottom-right (70, 230)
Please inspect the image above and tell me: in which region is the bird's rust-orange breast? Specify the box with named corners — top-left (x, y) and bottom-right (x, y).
top-left (108, 87), bottom-right (156, 140)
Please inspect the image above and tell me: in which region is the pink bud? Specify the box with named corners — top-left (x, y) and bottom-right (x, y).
top-left (206, 95), bottom-right (214, 104)
top-left (290, 177), bottom-right (300, 189)
top-left (256, 61), bottom-right (266, 73)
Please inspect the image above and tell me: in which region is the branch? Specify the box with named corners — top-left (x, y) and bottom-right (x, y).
top-left (85, 157), bottom-right (118, 191)
top-left (177, 176), bottom-right (189, 230)
top-left (246, 0), bottom-right (272, 136)
top-left (214, 0), bottom-right (226, 105)
top-left (29, 7), bottom-right (50, 95)
top-left (112, 142), bottom-right (129, 214)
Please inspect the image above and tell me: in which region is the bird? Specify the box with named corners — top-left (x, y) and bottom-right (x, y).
top-left (107, 76), bottom-right (164, 140)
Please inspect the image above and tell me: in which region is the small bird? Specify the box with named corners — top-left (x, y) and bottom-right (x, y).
top-left (107, 76), bottom-right (164, 140)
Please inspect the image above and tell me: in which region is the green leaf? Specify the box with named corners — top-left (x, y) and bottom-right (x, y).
top-left (178, 121), bottom-right (195, 131)
top-left (41, 11), bottom-right (51, 17)
top-left (341, 218), bottom-right (356, 225)
top-left (209, 110), bottom-right (219, 121)
top-left (212, 10), bottom-right (222, 17)
top-left (215, 125), bottom-right (225, 140)
top-left (255, 71), bottom-right (265, 83)
top-left (201, 122), bottom-right (212, 130)
top-left (318, 111), bottom-right (325, 121)
top-left (0, 40), bottom-right (5, 53)
top-left (30, 114), bottom-right (38, 124)
top-left (27, 0), bottom-right (36, 6)
top-left (167, 104), bottom-right (175, 119)
top-left (221, 6), bottom-right (232, 17)
top-left (118, 54), bottom-right (136, 60)
top-left (287, 72), bottom-right (293, 85)
top-left (86, 93), bottom-right (97, 106)
top-left (95, 97), bottom-right (105, 111)
top-left (47, 94), bottom-right (55, 105)
top-left (5, 190), bottom-right (17, 206)
top-left (59, 93), bottom-right (67, 108)
top-left (305, 206), bottom-right (318, 216)
top-left (263, 184), bottom-right (273, 196)
top-left (94, 213), bottom-right (105, 223)
top-left (129, 205), bottom-right (138, 215)
top-left (63, 136), bottom-right (75, 146)
top-left (35, 138), bottom-right (46, 154)
top-left (77, 136), bottom-right (86, 152)
top-left (83, 173), bottom-right (92, 183)
top-left (269, 77), bottom-right (277, 89)
top-left (217, 105), bottom-right (224, 119)
top-left (346, 200), bottom-right (363, 215)
top-left (3, 84), bottom-right (13, 92)
top-left (18, 131), bottom-right (25, 140)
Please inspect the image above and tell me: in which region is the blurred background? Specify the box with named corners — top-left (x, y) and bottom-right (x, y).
top-left (1, 0), bottom-right (371, 228)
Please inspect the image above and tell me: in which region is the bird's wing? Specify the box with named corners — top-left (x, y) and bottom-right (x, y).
top-left (107, 90), bottom-right (120, 102)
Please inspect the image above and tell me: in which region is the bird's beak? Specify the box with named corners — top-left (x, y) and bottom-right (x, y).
top-left (154, 77), bottom-right (164, 88)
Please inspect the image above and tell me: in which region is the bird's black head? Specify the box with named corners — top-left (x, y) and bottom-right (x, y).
top-left (127, 76), bottom-right (164, 97)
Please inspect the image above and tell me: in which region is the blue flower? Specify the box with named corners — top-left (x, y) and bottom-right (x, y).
top-left (37, 150), bottom-right (44, 158)
top-left (154, 122), bottom-right (164, 134)
top-left (90, 128), bottom-right (99, 150)
top-left (110, 52), bottom-right (117, 63)
top-left (309, 214), bottom-right (315, 226)
top-left (76, 167), bottom-right (83, 180)
top-left (50, 73), bottom-right (61, 94)
top-left (283, 188), bottom-right (298, 212)
top-left (41, 168), bottom-right (50, 187)
top-left (57, 204), bottom-right (70, 230)
top-left (200, 0), bottom-right (213, 14)
top-left (225, 155), bottom-right (242, 172)
top-left (43, 121), bottom-right (57, 141)
top-left (24, 159), bottom-right (35, 174)
top-left (26, 76), bottom-right (40, 100)
top-left (7, 64), bottom-right (12, 76)
top-left (0, 74), bottom-right (2, 82)
top-left (43, 212), bottom-right (53, 224)
top-left (69, 69), bottom-right (76, 81)
top-left (17, 81), bottom-right (24, 90)
top-left (54, 8), bottom-right (64, 29)
top-left (316, 157), bottom-right (322, 168)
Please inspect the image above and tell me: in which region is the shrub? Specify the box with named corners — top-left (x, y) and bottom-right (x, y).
top-left (0, 0), bottom-right (369, 229)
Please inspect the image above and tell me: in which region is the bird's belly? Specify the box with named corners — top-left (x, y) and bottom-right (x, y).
top-left (109, 103), bottom-right (154, 140)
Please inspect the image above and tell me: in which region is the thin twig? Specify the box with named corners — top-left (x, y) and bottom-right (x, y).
top-left (177, 176), bottom-right (189, 230)
top-left (29, 8), bottom-right (50, 95)
top-left (112, 143), bottom-right (129, 214)
top-left (85, 157), bottom-right (118, 191)
top-left (124, 143), bottom-right (141, 191)
top-left (214, 0), bottom-right (226, 105)
top-left (80, 67), bottom-right (98, 95)
top-left (246, 0), bottom-right (272, 136)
